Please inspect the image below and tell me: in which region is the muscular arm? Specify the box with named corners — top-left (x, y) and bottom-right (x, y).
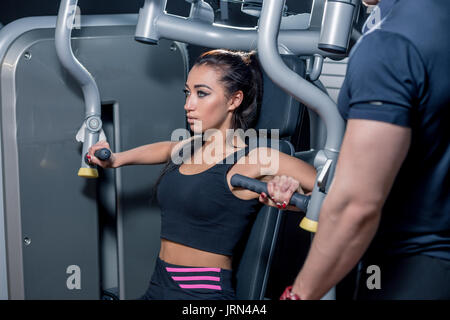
top-left (292, 119), bottom-right (411, 299)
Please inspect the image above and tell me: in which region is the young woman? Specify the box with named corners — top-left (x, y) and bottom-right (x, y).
top-left (87, 49), bottom-right (316, 300)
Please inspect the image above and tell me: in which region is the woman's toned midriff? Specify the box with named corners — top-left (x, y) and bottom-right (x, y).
top-left (159, 238), bottom-right (233, 270)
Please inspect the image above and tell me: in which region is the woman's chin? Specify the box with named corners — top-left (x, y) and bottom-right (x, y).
top-left (189, 120), bottom-right (210, 134)
top-left (189, 124), bottom-right (202, 134)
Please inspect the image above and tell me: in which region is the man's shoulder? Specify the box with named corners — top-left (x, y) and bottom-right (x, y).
top-left (347, 30), bottom-right (417, 76)
top-left (380, 0), bottom-right (449, 59)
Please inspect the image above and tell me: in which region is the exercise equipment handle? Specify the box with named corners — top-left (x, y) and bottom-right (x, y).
top-left (94, 148), bottom-right (111, 161)
top-left (84, 148), bottom-right (111, 165)
top-left (230, 174), bottom-right (310, 212)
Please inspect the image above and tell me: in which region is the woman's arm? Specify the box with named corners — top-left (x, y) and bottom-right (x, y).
top-left (245, 147), bottom-right (316, 192)
top-left (88, 140), bottom-right (180, 168)
top-left (229, 147), bottom-right (316, 206)
top-left (269, 149), bottom-right (316, 192)
top-left (113, 141), bottom-right (180, 167)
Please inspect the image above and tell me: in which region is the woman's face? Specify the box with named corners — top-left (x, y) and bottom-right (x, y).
top-left (183, 64), bottom-right (242, 134)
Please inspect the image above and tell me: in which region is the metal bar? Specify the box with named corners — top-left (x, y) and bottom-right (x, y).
top-left (135, 0), bottom-right (344, 58)
top-left (112, 102), bottom-right (126, 300)
top-left (257, 0), bottom-right (344, 152)
top-left (55, 0), bottom-right (102, 172)
top-left (308, 54), bottom-right (324, 81)
top-left (1, 45), bottom-right (25, 299)
top-left (0, 15), bottom-right (138, 65)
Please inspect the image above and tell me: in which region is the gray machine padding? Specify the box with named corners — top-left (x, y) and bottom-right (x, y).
top-left (256, 55), bottom-right (305, 138)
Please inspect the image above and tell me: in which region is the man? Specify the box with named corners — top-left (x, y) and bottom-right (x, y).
top-left (277, 0), bottom-right (449, 299)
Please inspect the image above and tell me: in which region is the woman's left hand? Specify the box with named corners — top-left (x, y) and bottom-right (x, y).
top-left (259, 175), bottom-right (303, 211)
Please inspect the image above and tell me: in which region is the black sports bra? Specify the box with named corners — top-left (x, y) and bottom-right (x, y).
top-left (156, 144), bottom-right (262, 256)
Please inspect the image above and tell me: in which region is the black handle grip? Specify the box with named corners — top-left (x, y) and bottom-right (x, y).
top-left (230, 174), bottom-right (310, 212)
top-left (94, 148), bottom-right (111, 161)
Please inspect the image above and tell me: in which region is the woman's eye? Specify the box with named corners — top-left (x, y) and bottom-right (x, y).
top-left (197, 91), bottom-right (209, 98)
top-left (183, 89), bottom-right (190, 98)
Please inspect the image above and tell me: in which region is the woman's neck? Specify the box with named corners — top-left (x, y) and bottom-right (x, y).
top-left (202, 128), bottom-right (246, 154)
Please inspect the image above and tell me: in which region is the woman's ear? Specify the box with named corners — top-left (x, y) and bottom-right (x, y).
top-left (227, 90), bottom-right (244, 112)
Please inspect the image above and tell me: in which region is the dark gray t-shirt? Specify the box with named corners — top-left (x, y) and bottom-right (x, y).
top-left (338, 0), bottom-right (450, 260)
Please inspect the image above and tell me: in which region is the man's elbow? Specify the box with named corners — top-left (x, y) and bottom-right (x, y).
top-left (323, 193), bottom-right (383, 229)
top-left (346, 201), bottom-right (382, 228)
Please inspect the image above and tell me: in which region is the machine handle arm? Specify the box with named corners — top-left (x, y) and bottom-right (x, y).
top-left (230, 174), bottom-right (310, 213)
top-left (55, 0), bottom-right (103, 178)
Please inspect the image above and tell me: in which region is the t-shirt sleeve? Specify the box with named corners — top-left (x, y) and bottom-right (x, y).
top-left (344, 31), bottom-right (426, 127)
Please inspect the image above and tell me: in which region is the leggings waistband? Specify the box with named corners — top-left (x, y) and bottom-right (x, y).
top-left (140, 258), bottom-right (236, 299)
top-left (156, 257), bottom-right (234, 291)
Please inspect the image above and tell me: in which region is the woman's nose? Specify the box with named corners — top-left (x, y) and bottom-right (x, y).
top-left (184, 97), bottom-right (195, 111)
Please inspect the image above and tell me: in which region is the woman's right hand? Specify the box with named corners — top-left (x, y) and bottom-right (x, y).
top-left (87, 140), bottom-right (117, 168)
top-left (259, 175), bottom-right (303, 211)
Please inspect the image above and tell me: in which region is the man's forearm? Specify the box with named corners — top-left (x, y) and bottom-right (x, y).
top-left (292, 198), bottom-right (381, 300)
